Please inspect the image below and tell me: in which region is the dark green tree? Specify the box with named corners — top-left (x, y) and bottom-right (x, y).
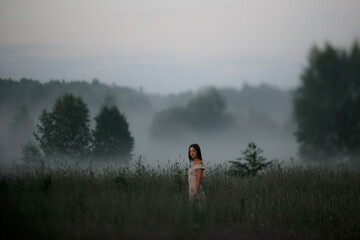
top-left (229, 142), bottom-right (272, 177)
top-left (93, 106), bottom-right (134, 161)
top-left (34, 93), bottom-right (92, 159)
top-left (293, 42), bottom-right (360, 161)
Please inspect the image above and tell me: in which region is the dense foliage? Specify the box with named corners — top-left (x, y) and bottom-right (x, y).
top-left (34, 94), bottom-right (92, 159)
top-left (1, 162), bottom-right (359, 239)
top-left (93, 106), bottom-right (134, 161)
top-left (294, 42), bottom-right (360, 162)
top-left (31, 94), bottom-right (135, 162)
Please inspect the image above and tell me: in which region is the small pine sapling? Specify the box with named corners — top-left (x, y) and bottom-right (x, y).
top-left (229, 142), bottom-right (273, 177)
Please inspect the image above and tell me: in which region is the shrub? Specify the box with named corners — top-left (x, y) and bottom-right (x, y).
top-left (21, 141), bottom-right (43, 165)
top-left (229, 142), bottom-right (273, 177)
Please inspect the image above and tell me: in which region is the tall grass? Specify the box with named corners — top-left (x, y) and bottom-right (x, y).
top-left (1, 160), bottom-right (359, 239)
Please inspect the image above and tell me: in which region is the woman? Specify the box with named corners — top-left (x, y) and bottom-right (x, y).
top-left (188, 143), bottom-right (205, 205)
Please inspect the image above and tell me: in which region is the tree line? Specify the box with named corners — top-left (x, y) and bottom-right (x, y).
top-left (23, 93), bottom-right (134, 163)
top-left (1, 41), bottom-right (359, 164)
top-left (0, 77), bottom-right (292, 165)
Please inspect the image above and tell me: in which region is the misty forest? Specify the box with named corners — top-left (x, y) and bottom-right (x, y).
top-left (1, 42), bottom-right (360, 239)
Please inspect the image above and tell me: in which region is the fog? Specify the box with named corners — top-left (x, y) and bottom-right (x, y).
top-left (133, 131), bottom-right (298, 167)
top-left (1, 1), bottom-right (359, 94)
top-left (133, 88), bottom-right (297, 166)
top-left (0, 79), bottom-right (298, 168)
top-left (1, 1), bottom-right (359, 167)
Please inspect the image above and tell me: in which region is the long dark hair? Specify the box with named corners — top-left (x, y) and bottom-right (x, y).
top-left (188, 143), bottom-right (202, 161)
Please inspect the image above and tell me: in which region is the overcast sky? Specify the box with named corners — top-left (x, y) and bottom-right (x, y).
top-left (0, 0), bottom-right (359, 94)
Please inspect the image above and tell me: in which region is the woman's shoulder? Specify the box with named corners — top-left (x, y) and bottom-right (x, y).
top-left (192, 163), bottom-right (205, 170)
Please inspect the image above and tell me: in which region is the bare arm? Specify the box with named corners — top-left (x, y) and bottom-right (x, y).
top-left (194, 169), bottom-right (203, 195)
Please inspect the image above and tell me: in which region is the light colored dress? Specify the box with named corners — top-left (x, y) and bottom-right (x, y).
top-left (188, 163), bottom-right (206, 204)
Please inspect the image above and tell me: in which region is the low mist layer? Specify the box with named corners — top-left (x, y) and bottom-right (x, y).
top-left (0, 78), bottom-right (297, 167)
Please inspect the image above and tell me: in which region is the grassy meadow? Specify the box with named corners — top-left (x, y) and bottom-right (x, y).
top-left (1, 159), bottom-right (359, 239)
